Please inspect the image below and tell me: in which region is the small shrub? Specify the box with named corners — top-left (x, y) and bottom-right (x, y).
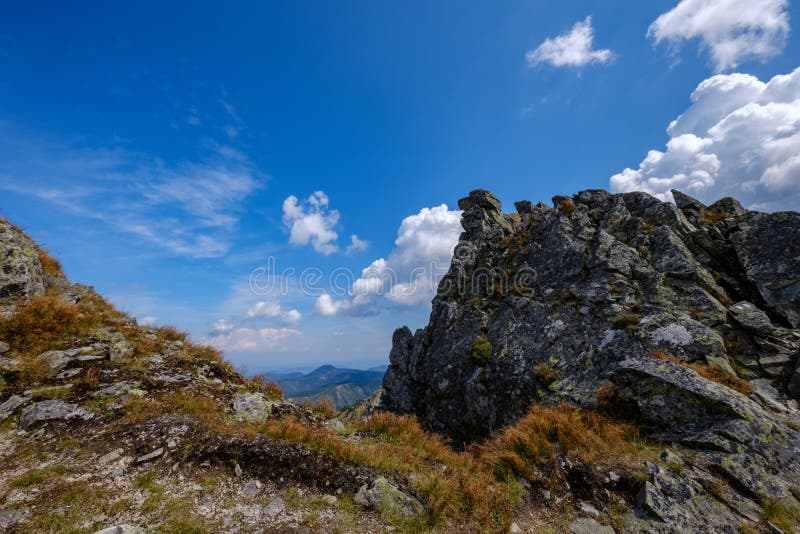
top-left (471, 336), bottom-right (493, 366)
top-left (612, 313), bottom-right (641, 330)
top-left (595, 380), bottom-right (617, 410)
top-left (303, 397), bottom-right (338, 419)
top-left (532, 363), bottom-right (558, 386)
top-left (762, 497), bottom-right (800, 532)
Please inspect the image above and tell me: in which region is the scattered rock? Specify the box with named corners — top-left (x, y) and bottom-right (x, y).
top-left (19, 400), bottom-right (93, 429)
top-left (234, 463), bottom-right (243, 477)
top-left (262, 496), bottom-right (286, 517)
top-left (509, 522), bottom-right (522, 533)
top-left (242, 479), bottom-right (261, 498)
top-left (579, 501), bottom-right (600, 518)
top-left (0, 394), bottom-right (30, 421)
top-left (38, 350), bottom-right (73, 377)
top-left (136, 447), bottom-right (164, 464)
top-left (0, 341), bottom-right (9, 354)
top-left (354, 476), bottom-right (424, 518)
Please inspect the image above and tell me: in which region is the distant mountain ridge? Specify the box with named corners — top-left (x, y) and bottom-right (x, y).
top-left (268, 364), bottom-right (385, 409)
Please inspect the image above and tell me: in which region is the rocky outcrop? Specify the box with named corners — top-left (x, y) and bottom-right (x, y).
top-left (0, 217), bottom-right (45, 308)
top-left (383, 189), bottom-right (800, 531)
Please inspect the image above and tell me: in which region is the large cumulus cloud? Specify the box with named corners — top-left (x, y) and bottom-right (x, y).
top-left (611, 68), bottom-right (800, 212)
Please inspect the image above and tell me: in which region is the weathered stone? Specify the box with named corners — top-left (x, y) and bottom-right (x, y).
top-left (19, 400), bottom-right (93, 429)
top-left (0, 218), bottom-right (45, 307)
top-left (136, 448), bottom-right (164, 464)
top-left (232, 392), bottom-right (278, 422)
top-left (38, 350), bottom-right (73, 377)
top-left (0, 394), bottom-right (30, 418)
top-left (354, 476), bottom-right (424, 518)
top-left (0, 341), bottom-right (9, 354)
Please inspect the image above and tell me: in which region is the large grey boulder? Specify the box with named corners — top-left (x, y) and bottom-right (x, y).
top-left (0, 218), bottom-right (45, 306)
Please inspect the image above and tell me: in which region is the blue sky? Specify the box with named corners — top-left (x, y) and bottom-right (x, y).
top-left (1, 1), bottom-right (798, 372)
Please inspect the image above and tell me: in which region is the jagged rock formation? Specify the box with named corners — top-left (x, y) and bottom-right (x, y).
top-left (384, 189), bottom-right (800, 531)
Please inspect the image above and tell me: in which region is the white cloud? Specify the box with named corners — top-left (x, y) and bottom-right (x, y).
top-left (345, 234), bottom-right (368, 254)
top-left (282, 191), bottom-right (341, 255)
top-left (611, 67), bottom-right (800, 212)
top-left (205, 327), bottom-right (301, 352)
top-left (314, 204), bottom-right (463, 315)
top-left (648, 0), bottom-right (790, 72)
top-left (139, 316), bottom-right (159, 327)
top-left (245, 301), bottom-right (302, 325)
top-left (526, 16), bottom-right (613, 68)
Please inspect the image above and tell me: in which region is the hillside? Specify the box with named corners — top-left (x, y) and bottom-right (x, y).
top-left (1, 188), bottom-right (799, 534)
top-left (269, 365), bottom-right (384, 409)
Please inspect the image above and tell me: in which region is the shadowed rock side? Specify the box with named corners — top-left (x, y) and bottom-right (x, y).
top-left (383, 189), bottom-right (800, 532)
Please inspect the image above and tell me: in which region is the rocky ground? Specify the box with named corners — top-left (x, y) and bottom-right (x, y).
top-left (2, 187), bottom-right (800, 533)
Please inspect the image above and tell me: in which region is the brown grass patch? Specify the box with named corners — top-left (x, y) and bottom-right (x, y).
top-left (249, 373), bottom-right (283, 399)
top-left (532, 363), bottom-right (558, 386)
top-left (476, 403), bottom-right (646, 489)
top-left (0, 294), bottom-right (89, 356)
top-left (652, 350), bottom-right (752, 395)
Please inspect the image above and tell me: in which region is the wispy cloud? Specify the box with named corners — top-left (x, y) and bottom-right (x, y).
top-left (0, 125), bottom-right (265, 258)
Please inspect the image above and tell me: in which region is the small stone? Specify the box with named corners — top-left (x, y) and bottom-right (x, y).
top-left (579, 501), bottom-right (600, 518)
top-left (570, 517), bottom-right (614, 534)
top-left (93, 526), bottom-right (146, 534)
top-left (608, 471), bottom-right (620, 484)
top-left (243, 479), bottom-right (261, 498)
top-left (234, 463), bottom-right (243, 477)
top-left (321, 494), bottom-right (337, 505)
top-left (109, 467), bottom-right (124, 479)
top-left (136, 447), bottom-right (164, 464)
top-left (98, 449), bottom-right (123, 465)
top-left (509, 522), bottom-right (522, 533)
top-left (56, 368), bottom-right (82, 379)
top-left (262, 496), bottom-right (286, 516)
top-left (109, 339), bottom-right (134, 361)
top-left (167, 439), bottom-right (177, 449)
top-left (0, 341), bottom-right (9, 354)
top-left (38, 350), bottom-right (73, 377)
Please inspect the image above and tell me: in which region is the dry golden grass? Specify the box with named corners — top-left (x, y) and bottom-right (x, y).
top-left (476, 403), bottom-right (646, 488)
top-left (303, 397), bottom-right (338, 419)
top-left (249, 373), bottom-right (284, 399)
top-left (0, 294), bottom-right (89, 356)
top-left (652, 350), bottom-right (752, 396)
top-left (559, 199), bottom-right (576, 214)
top-left (38, 249), bottom-right (65, 278)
